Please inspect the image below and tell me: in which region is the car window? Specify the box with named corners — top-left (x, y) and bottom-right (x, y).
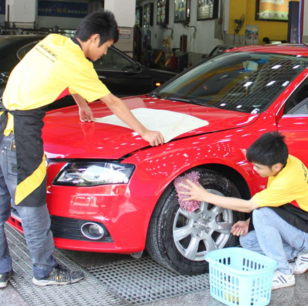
top-left (157, 52), bottom-right (308, 114)
top-left (286, 97), bottom-right (308, 115)
top-left (17, 41), bottom-right (38, 60)
top-left (284, 80), bottom-right (308, 114)
top-left (93, 48), bottom-right (135, 71)
top-left (0, 40), bottom-right (12, 49)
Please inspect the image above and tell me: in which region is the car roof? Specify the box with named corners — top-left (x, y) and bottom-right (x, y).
top-left (226, 44), bottom-right (308, 57)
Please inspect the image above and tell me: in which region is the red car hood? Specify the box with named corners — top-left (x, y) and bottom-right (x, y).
top-left (43, 96), bottom-right (259, 159)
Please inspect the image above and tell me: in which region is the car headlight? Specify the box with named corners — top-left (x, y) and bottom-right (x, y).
top-left (53, 162), bottom-right (135, 186)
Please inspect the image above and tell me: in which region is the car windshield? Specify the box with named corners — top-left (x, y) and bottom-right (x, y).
top-left (0, 39), bottom-right (14, 49)
top-left (156, 52), bottom-right (308, 114)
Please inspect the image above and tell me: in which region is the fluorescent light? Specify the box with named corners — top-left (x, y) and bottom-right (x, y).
top-left (244, 81), bottom-right (253, 87)
top-left (266, 81), bottom-right (276, 86)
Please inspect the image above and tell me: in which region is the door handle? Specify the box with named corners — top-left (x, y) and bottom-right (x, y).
top-left (99, 76), bottom-right (106, 79)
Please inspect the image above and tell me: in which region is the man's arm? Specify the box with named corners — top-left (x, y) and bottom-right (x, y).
top-left (180, 179), bottom-right (259, 213)
top-left (72, 94), bottom-right (94, 122)
top-left (100, 93), bottom-right (164, 146)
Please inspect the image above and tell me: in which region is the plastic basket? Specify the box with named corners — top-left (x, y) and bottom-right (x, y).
top-left (205, 248), bottom-right (278, 306)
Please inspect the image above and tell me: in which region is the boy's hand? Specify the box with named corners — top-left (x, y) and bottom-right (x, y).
top-left (141, 129), bottom-right (164, 146)
top-left (179, 179), bottom-right (209, 202)
top-left (79, 105), bottom-right (94, 122)
top-left (231, 220), bottom-right (249, 236)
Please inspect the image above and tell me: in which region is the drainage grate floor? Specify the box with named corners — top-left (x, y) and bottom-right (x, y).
top-left (5, 224), bottom-right (130, 306)
top-left (88, 257), bottom-right (210, 305)
top-left (6, 223), bottom-right (210, 306)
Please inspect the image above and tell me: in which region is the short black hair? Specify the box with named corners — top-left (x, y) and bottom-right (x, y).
top-left (262, 37), bottom-right (270, 44)
top-left (75, 9), bottom-right (119, 46)
top-left (246, 132), bottom-right (288, 167)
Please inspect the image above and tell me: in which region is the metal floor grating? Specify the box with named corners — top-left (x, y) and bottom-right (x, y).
top-left (88, 257), bottom-right (210, 305)
top-left (5, 224), bottom-right (130, 306)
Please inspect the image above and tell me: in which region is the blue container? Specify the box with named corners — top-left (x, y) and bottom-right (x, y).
top-left (205, 248), bottom-right (278, 306)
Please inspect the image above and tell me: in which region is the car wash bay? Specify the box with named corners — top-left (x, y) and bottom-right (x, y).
top-left (2, 0), bottom-right (308, 305)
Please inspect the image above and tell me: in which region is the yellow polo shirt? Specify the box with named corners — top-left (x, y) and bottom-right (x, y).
top-left (2, 34), bottom-right (110, 135)
top-left (253, 155), bottom-right (308, 211)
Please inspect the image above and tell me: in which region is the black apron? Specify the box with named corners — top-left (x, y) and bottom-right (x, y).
top-left (248, 204), bottom-right (308, 233)
top-left (0, 103), bottom-right (47, 207)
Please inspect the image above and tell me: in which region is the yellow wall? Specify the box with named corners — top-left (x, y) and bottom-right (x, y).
top-left (228, 0), bottom-right (300, 44)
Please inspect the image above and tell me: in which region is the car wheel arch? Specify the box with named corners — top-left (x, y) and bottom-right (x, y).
top-left (144, 163), bottom-right (251, 235)
top-left (145, 166), bottom-right (246, 274)
top-left (142, 162), bottom-right (252, 238)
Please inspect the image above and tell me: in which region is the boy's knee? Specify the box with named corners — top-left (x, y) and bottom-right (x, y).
top-left (239, 232), bottom-right (255, 250)
top-left (252, 207), bottom-right (270, 222)
top-left (239, 235), bottom-right (248, 248)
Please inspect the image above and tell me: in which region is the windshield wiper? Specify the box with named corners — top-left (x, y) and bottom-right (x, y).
top-left (149, 91), bottom-right (161, 98)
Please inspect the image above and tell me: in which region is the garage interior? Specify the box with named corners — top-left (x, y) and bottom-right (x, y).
top-left (2, 1), bottom-right (308, 306)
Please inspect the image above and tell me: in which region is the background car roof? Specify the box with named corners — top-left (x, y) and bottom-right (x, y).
top-left (226, 44), bottom-right (308, 57)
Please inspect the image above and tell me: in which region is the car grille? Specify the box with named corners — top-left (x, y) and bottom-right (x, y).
top-left (11, 208), bottom-right (113, 243)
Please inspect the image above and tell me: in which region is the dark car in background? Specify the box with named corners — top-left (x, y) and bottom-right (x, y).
top-left (0, 35), bottom-right (177, 108)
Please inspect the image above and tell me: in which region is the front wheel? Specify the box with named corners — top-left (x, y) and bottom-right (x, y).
top-left (146, 169), bottom-right (244, 275)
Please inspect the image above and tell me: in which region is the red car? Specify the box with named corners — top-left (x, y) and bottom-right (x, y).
top-left (8, 45), bottom-right (308, 275)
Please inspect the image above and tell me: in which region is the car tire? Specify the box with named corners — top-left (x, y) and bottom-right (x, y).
top-left (146, 169), bottom-right (244, 275)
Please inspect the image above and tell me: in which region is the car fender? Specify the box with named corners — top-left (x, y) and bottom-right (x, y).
top-left (123, 128), bottom-right (267, 249)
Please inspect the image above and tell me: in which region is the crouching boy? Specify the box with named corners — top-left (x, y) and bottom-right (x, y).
top-left (180, 132), bottom-right (308, 290)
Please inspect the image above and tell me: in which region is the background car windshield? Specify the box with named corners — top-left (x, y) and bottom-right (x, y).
top-left (158, 52), bottom-right (308, 114)
top-left (0, 39), bottom-right (14, 49)
top-left (94, 48), bottom-right (134, 71)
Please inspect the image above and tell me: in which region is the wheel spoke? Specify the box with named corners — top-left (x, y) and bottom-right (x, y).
top-left (179, 208), bottom-right (199, 221)
top-left (210, 205), bottom-right (224, 217)
top-left (174, 225), bottom-right (193, 242)
top-left (199, 201), bottom-right (209, 213)
top-left (203, 235), bottom-right (217, 252)
top-left (185, 236), bottom-right (200, 260)
top-left (211, 222), bottom-right (232, 234)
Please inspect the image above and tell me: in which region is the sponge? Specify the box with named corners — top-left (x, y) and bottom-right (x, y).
top-left (174, 171), bottom-right (201, 212)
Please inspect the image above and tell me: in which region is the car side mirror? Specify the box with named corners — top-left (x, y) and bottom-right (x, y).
top-left (135, 62), bottom-right (143, 72)
top-left (122, 66), bottom-right (135, 74)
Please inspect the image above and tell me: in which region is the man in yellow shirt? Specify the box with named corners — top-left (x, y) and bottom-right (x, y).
top-left (0, 10), bottom-right (164, 288)
top-left (180, 132), bottom-right (308, 290)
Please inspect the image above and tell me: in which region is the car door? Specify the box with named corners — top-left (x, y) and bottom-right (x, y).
top-left (93, 47), bottom-right (152, 97)
top-left (278, 79), bottom-right (308, 167)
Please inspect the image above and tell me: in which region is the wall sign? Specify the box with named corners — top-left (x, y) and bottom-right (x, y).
top-left (256, 0), bottom-right (300, 21)
top-left (197, 0), bottom-right (218, 21)
top-left (119, 29), bottom-right (131, 40)
top-left (157, 0), bottom-right (169, 25)
top-left (174, 0), bottom-right (190, 23)
top-left (38, 1), bottom-right (88, 18)
top-left (245, 25), bottom-right (259, 45)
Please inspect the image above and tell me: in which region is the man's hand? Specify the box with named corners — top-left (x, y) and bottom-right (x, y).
top-left (231, 220), bottom-right (249, 236)
top-left (179, 179), bottom-right (209, 202)
top-left (79, 104), bottom-right (94, 122)
top-left (141, 129), bottom-right (164, 146)
top-left (100, 94), bottom-right (165, 146)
